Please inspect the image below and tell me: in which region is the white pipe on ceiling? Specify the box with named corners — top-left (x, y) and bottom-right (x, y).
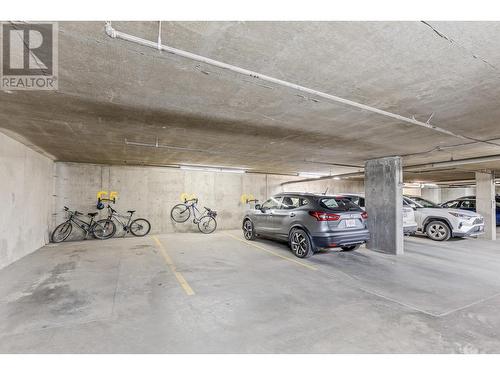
top-left (104, 22), bottom-right (479, 143)
top-left (404, 154), bottom-right (500, 171)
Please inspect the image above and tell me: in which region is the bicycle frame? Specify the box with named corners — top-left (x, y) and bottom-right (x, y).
top-left (65, 211), bottom-right (96, 239)
top-left (107, 206), bottom-right (134, 236)
top-left (184, 200), bottom-right (208, 224)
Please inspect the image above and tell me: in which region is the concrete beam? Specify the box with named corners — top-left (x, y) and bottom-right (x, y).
top-left (365, 156), bottom-right (404, 255)
top-left (475, 171), bottom-right (497, 240)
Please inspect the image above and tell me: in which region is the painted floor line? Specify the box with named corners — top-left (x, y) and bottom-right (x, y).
top-left (152, 236), bottom-right (195, 296)
top-left (224, 232), bottom-right (317, 271)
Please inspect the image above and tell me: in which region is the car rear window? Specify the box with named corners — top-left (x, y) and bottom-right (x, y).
top-left (319, 197), bottom-right (361, 211)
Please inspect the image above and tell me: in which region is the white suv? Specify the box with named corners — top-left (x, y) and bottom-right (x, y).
top-left (404, 196), bottom-right (485, 241)
top-left (340, 193), bottom-right (417, 235)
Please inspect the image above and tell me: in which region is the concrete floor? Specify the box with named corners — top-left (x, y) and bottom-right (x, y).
top-left (1, 229), bottom-right (500, 353)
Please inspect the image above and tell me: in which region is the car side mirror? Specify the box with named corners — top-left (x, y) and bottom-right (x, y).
top-left (410, 204), bottom-right (417, 210)
top-left (254, 204), bottom-right (261, 210)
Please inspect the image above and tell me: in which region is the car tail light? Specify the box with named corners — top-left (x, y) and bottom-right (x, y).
top-left (361, 211), bottom-right (368, 219)
top-left (309, 211), bottom-right (340, 221)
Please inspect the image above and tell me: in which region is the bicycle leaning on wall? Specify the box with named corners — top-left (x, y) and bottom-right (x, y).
top-left (170, 198), bottom-right (218, 234)
top-left (106, 205), bottom-right (151, 237)
top-left (51, 206), bottom-right (116, 243)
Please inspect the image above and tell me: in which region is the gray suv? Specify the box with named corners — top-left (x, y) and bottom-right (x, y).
top-left (242, 193), bottom-right (370, 258)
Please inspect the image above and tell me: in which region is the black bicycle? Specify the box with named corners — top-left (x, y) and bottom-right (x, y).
top-left (51, 206), bottom-right (116, 243)
top-left (170, 198), bottom-right (218, 234)
top-left (106, 205), bottom-right (151, 237)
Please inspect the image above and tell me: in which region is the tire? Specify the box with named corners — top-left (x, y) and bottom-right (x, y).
top-left (341, 244), bottom-right (360, 251)
top-left (51, 221), bottom-right (73, 243)
top-left (130, 218), bottom-right (151, 237)
top-left (243, 219), bottom-right (256, 240)
top-left (289, 229), bottom-right (314, 258)
top-left (92, 219), bottom-right (116, 240)
top-left (425, 220), bottom-right (451, 241)
top-left (171, 204), bottom-right (191, 223)
top-left (198, 216), bottom-right (217, 234)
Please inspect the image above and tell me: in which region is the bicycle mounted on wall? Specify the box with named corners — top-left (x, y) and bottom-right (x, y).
top-left (170, 198), bottom-right (218, 234)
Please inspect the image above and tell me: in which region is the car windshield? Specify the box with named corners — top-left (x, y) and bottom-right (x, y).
top-left (408, 196), bottom-right (439, 208)
top-left (320, 197), bottom-right (361, 211)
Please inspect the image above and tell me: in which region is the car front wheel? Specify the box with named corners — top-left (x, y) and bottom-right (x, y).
top-left (425, 220), bottom-right (451, 241)
top-left (289, 229), bottom-right (314, 258)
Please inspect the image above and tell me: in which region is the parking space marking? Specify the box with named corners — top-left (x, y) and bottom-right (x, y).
top-left (224, 232), bottom-right (317, 271)
top-left (152, 236), bottom-right (195, 296)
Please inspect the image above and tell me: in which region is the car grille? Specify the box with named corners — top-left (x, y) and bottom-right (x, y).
top-left (473, 218), bottom-right (484, 225)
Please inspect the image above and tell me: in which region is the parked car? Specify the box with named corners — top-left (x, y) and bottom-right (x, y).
top-left (340, 193), bottom-right (417, 235)
top-left (404, 195), bottom-right (485, 241)
top-left (440, 195), bottom-right (500, 225)
top-left (242, 193), bottom-right (370, 258)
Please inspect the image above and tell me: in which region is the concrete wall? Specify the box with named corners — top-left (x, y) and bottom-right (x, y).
top-left (0, 132), bottom-right (54, 270)
top-left (420, 187), bottom-right (440, 203)
top-left (439, 187), bottom-right (476, 202)
top-left (413, 187), bottom-right (487, 203)
top-left (53, 162), bottom-right (300, 235)
top-left (402, 187), bottom-right (421, 196)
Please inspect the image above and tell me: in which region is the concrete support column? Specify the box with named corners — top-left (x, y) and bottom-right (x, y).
top-left (476, 171), bottom-right (496, 240)
top-left (365, 156), bottom-right (404, 255)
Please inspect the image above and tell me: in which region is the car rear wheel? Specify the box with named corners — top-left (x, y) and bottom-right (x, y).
top-left (243, 219), bottom-right (256, 240)
top-left (426, 220), bottom-right (451, 241)
top-left (341, 244), bottom-right (360, 251)
top-left (289, 229), bottom-right (314, 258)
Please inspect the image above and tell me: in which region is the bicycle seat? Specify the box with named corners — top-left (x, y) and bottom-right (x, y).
top-left (127, 210), bottom-right (136, 214)
top-left (88, 212), bottom-right (98, 217)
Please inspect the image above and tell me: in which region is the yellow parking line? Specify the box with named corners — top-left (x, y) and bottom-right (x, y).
top-left (152, 236), bottom-right (195, 296)
top-left (224, 232), bottom-right (317, 271)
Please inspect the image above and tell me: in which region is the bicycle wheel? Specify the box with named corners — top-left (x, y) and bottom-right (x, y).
top-left (171, 204), bottom-right (191, 223)
top-left (130, 218), bottom-right (151, 237)
top-left (92, 219), bottom-right (116, 239)
top-left (198, 216), bottom-right (217, 234)
top-left (51, 221), bottom-right (73, 243)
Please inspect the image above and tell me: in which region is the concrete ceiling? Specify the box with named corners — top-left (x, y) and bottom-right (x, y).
top-left (1, 21), bottom-right (500, 181)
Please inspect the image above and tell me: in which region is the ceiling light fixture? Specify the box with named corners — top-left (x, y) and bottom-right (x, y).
top-left (180, 165), bottom-right (246, 174)
top-left (403, 183), bottom-right (423, 189)
top-left (298, 172), bottom-right (328, 178)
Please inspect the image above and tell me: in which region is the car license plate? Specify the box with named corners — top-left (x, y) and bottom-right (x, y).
top-left (345, 219), bottom-right (356, 228)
